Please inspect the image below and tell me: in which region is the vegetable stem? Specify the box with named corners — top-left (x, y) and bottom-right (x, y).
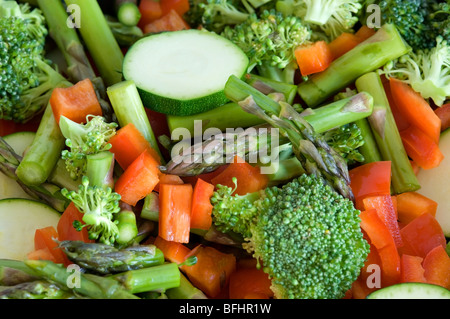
top-left (86, 151), bottom-right (115, 189)
top-left (107, 80), bottom-right (164, 162)
top-left (298, 24), bottom-right (411, 107)
top-left (16, 102), bottom-right (66, 186)
top-left (112, 262), bottom-right (181, 294)
top-left (65, 0), bottom-right (124, 87)
top-left (355, 72), bottom-right (420, 194)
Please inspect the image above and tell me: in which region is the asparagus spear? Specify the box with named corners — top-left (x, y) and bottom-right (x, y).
top-left (355, 72), bottom-right (420, 194)
top-left (162, 91), bottom-right (373, 182)
top-left (64, 0), bottom-right (124, 87)
top-left (36, 0), bottom-right (114, 121)
top-left (224, 75), bottom-right (355, 200)
top-left (24, 259), bottom-right (139, 299)
top-left (59, 241), bottom-right (165, 275)
top-left (0, 135), bottom-right (70, 212)
top-left (298, 24), bottom-right (411, 107)
top-left (0, 280), bottom-right (74, 299)
top-left (165, 273), bottom-right (208, 299)
top-left (0, 260), bottom-right (39, 286)
top-left (111, 262), bottom-right (181, 294)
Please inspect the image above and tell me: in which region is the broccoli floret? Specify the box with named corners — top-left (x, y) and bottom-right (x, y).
top-left (0, 0), bottom-right (69, 123)
top-left (381, 36), bottom-right (450, 107)
top-left (323, 123), bottom-right (365, 165)
top-left (200, 0), bottom-right (252, 33)
top-left (61, 176), bottom-right (121, 246)
top-left (59, 115), bottom-right (118, 180)
top-left (211, 174), bottom-right (370, 299)
top-left (372, 0), bottom-right (449, 51)
top-left (276, 0), bottom-right (362, 40)
top-left (221, 9), bottom-right (311, 83)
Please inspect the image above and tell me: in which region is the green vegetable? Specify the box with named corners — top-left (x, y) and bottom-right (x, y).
top-left (277, 0), bottom-right (363, 40)
top-left (0, 0), bottom-right (70, 123)
top-left (111, 262), bottom-right (181, 294)
top-left (86, 151), bottom-right (115, 190)
top-left (221, 9), bottom-right (311, 83)
top-left (210, 174), bottom-right (370, 299)
top-left (106, 16), bottom-right (144, 47)
top-left (297, 23), bottom-right (410, 107)
top-left (167, 73), bottom-right (298, 138)
top-left (0, 136), bottom-right (70, 212)
top-left (198, 0), bottom-right (251, 33)
top-left (163, 91), bottom-right (372, 177)
top-left (61, 176), bottom-right (122, 246)
top-left (117, 1), bottom-right (141, 27)
top-left (24, 259), bottom-right (139, 299)
top-left (114, 210), bottom-right (139, 245)
top-left (141, 192), bottom-right (160, 222)
top-left (36, 0), bottom-right (114, 121)
top-left (224, 75), bottom-right (354, 200)
top-left (367, 0), bottom-right (449, 51)
top-left (122, 29), bottom-right (249, 116)
top-left (0, 280), bottom-right (73, 299)
top-left (0, 259), bottom-right (39, 286)
top-left (165, 273), bottom-right (208, 299)
top-left (367, 282), bottom-right (450, 299)
top-left (59, 115), bottom-right (118, 180)
top-left (107, 80), bottom-right (164, 162)
top-left (65, 0), bottom-right (124, 87)
top-left (380, 36), bottom-right (450, 107)
top-left (355, 72), bottom-right (420, 194)
top-left (58, 241), bottom-right (164, 275)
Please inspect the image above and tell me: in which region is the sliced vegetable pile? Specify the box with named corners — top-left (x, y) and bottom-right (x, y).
top-left (0, 0), bottom-right (449, 300)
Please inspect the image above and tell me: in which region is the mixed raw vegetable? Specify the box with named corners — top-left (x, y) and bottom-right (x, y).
top-left (0, 0), bottom-right (449, 300)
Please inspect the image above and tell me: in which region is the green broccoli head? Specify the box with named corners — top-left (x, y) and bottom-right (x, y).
top-left (61, 176), bottom-right (121, 246)
top-left (59, 115), bottom-right (118, 180)
top-left (211, 173), bottom-right (370, 299)
top-left (381, 36), bottom-right (450, 107)
top-left (0, 0), bottom-right (68, 123)
top-left (221, 9), bottom-right (311, 71)
top-left (376, 0), bottom-right (449, 51)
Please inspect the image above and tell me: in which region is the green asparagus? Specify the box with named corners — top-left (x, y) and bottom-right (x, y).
top-left (59, 241), bottom-right (164, 275)
top-left (224, 75), bottom-right (354, 200)
top-left (0, 280), bottom-right (73, 299)
top-left (297, 24), bottom-right (411, 107)
top-left (355, 72), bottom-right (420, 194)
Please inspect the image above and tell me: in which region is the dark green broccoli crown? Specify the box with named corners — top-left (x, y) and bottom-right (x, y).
top-left (248, 174), bottom-right (369, 299)
top-left (379, 0), bottom-right (449, 50)
top-left (0, 13), bottom-right (45, 121)
top-left (211, 173), bottom-right (370, 299)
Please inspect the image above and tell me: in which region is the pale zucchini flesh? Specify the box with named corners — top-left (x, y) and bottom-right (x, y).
top-left (416, 128), bottom-right (450, 237)
top-left (0, 199), bottom-right (60, 260)
top-left (123, 29), bottom-right (249, 116)
top-left (367, 282), bottom-right (450, 299)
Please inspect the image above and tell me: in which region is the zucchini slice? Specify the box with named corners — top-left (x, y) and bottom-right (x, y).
top-left (123, 29), bottom-right (249, 116)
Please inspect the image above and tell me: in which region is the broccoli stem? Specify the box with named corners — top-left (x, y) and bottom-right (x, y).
top-left (165, 273), bottom-right (208, 299)
top-left (114, 209), bottom-right (139, 245)
top-left (48, 158), bottom-right (82, 192)
top-left (16, 103), bottom-right (66, 186)
top-left (107, 80), bottom-right (164, 162)
top-left (111, 262), bottom-right (181, 294)
top-left (86, 151), bottom-right (115, 189)
top-left (65, 0), bottom-right (124, 87)
top-left (355, 72), bottom-right (420, 194)
top-left (167, 74), bottom-right (298, 138)
top-left (354, 118), bottom-right (382, 164)
top-left (297, 24), bottom-right (411, 107)
top-left (24, 259), bottom-right (139, 299)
